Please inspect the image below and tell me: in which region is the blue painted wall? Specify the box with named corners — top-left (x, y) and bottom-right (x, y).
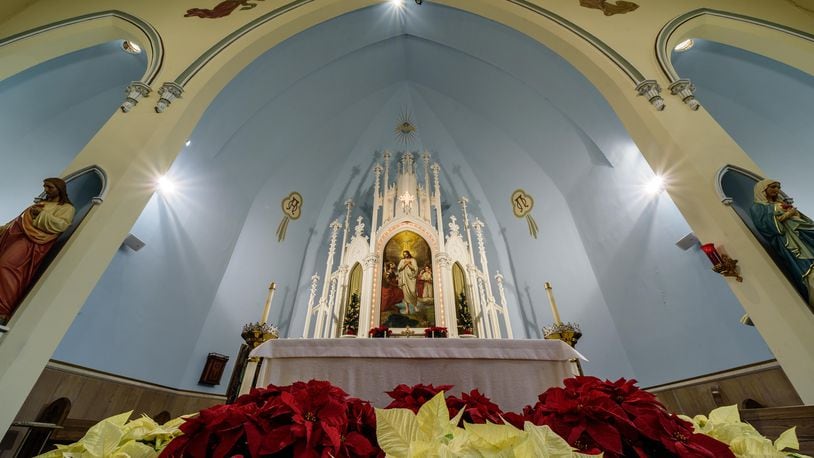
top-left (0, 41), bottom-right (146, 218)
top-left (673, 39), bottom-right (814, 213)
top-left (47, 6), bottom-right (780, 393)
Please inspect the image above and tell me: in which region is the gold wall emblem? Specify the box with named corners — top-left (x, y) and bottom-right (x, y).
top-left (511, 189), bottom-right (539, 239)
top-left (276, 192), bottom-right (302, 242)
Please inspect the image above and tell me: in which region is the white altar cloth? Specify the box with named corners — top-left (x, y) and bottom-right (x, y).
top-left (249, 338), bottom-right (586, 411)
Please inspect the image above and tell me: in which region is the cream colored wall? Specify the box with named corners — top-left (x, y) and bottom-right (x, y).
top-left (1, 0), bottom-right (813, 434)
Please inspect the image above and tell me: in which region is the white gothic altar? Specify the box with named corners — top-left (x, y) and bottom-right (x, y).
top-left (302, 151), bottom-right (513, 339)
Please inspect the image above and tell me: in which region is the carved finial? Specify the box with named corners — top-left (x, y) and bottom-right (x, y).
top-left (330, 219), bottom-right (342, 232)
top-left (354, 216), bottom-right (365, 237)
top-left (448, 215), bottom-right (461, 238)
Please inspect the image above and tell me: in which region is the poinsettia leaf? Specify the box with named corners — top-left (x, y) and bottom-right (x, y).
top-left (774, 426), bottom-right (800, 452)
top-left (80, 416), bottom-right (130, 457)
top-left (730, 436), bottom-right (786, 458)
top-left (585, 421), bottom-right (622, 455)
top-left (376, 407), bottom-right (418, 456)
top-left (111, 439), bottom-right (156, 458)
top-left (708, 405), bottom-right (741, 424)
top-left (464, 421), bottom-right (526, 452)
top-left (416, 392), bottom-right (452, 442)
top-left (524, 422), bottom-right (578, 457)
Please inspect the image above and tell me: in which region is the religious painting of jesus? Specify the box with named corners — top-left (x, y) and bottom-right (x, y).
top-left (380, 230), bottom-right (435, 328)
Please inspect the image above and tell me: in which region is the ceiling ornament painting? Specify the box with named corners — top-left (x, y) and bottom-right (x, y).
top-left (185, 0), bottom-right (266, 19)
top-left (394, 110), bottom-right (418, 145)
top-left (579, 0), bottom-right (639, 16)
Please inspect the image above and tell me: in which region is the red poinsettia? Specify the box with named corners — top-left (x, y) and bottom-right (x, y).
top-left (515, 376), bottom-right (733, 458)
top-left (446, 389), bottom-right (506, 426)
top-left (384, 383), bottom-right (454, 412)
top-left (160, 380), bottom-right (380, 458)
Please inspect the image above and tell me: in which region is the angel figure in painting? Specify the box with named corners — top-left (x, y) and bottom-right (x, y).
top-left (0, 178), bottom-right (75, 323)
top-left (397, 250), bottom-right (418, 313)
top-left (417, 265), bottom-right (433, 303)
top-left (750, 179), bottom-right (814, 307)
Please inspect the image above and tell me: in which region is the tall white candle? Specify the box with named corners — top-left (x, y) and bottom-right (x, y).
top-left (544, 282), bottom-right (562, 325)
top-left (261, 282), bottom-right (277, 324)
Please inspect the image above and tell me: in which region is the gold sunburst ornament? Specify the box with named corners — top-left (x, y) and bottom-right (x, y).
top-left (395, 111), bottom-right (417, 144)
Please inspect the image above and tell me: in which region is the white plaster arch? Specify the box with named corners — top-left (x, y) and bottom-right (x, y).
top-left (0, 10), bottom-right (163, 84)
top-left (656, 9), bottom-right (814, 84)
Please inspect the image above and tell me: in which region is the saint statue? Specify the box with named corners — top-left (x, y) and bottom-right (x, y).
top-left (750, 179), bottom-right (814, 307)
top-left (418, 265), bottom-right (433, 302)
top-left (397, 250), bottom-right (418, 313)
top-left (0, 178), bottom-right (75, 323)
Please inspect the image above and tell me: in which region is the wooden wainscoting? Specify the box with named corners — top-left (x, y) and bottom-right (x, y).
top-left (647, 360), bottom-right (802, 417)
top-left (3, 360), bottom-right (225, 455)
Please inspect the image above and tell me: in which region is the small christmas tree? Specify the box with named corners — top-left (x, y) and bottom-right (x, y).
top-left (342, 293), bottom-right (360, 335)
top-left (456, 292), bottom-right (474, 333)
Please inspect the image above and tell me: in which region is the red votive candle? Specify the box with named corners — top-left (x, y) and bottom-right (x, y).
top-left (701, 243), bottom-right (723, 265)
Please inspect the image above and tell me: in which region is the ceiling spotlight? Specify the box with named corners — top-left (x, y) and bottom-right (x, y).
top-left (673, 39), bottom-right (694, 53)
top-left (185, 140), bottom-right (191, 147)
top-left (645, 175), bottom-right (666, 195)
top-left (415, 0), bottom-right (423, 4)
top-left (390, 0), bottom-right (404, 7)
top-left (157, 175), bottom-right (176, 194)
top-left (122, 40), bottom-right (142, 54)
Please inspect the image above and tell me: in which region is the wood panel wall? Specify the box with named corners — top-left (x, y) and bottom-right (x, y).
top-left (14, 361), bottom-right (224, 424)
top-left (648, 360), bottom-right (802, 417)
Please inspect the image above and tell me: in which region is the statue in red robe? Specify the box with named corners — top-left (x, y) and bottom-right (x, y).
top-left (0, 178), bottom-right (75, 323)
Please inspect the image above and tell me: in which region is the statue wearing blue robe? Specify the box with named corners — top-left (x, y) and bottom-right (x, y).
top-left (750, 179), bottom-right (814, 307)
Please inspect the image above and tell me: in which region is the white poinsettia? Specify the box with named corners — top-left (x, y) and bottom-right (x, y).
top-left (375, 391), bottom-right (598, 457)
top-left (680, 405), bottom-right (810, 458)
top-left (36, 411), bottom-right (187, 458)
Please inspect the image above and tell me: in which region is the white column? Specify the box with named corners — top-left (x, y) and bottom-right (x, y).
top-left (382, 151), bottom-right (392, 223)
top-left (432, 163), bottom-right (444, 251)
top-left (302, 273), bottom-right (320, 338)
top-left (370, 164), bottom-right (382, 250)
top-left (495, 271), bottom-right (513, 339)
top-left (467, 265), bottom-right (486, 338)
top-left (315, 220), bottom-right (341, 338)
top-left (471, 218), bottom-right (495, 303)
top-left (360, 253), bottom-right (379, 336)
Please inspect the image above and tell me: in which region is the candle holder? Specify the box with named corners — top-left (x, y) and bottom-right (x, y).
top-left (701, 243), bottom-right (743, 282)
top-left (241, 321), bottom-right (279, 353)
top-left (543, 322), bottom-right (583, 376)
top-left (225, 321), bottom-right (278, 403)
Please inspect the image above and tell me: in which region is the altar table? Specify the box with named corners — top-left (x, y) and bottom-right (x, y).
top-left (249, 338), bottom-right (586, 411)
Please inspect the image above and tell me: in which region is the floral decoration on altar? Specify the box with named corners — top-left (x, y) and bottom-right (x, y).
top-left (41, 378), bottom-right (810, 458)
top-left (368, 325), bottom-right (392, 338)
top-left (423, 326), bottom-right (448, 338)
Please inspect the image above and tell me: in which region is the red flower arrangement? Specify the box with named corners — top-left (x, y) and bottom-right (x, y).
top-left (368, 325), bottom-right (392, 338)
top-left (423, 326), bottom-right (448, 338)
top-left (159, 380), bottom-right (380, 458)
top-left (158, 378), bottom-right (734, 458)
top-left (515, 376), bottom-right (735, 458)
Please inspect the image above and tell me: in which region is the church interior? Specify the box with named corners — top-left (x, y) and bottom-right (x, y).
top-left (1, 0), bottom-right (813, 456)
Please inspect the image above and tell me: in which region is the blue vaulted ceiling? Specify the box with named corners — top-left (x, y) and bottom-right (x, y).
top-left (0, 3), bottom-right (774, 392)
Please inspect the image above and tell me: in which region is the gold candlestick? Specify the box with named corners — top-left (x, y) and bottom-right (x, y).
top-left (261, 282), bottom-right (277, 324)
top-left (544, 281), bottom-right (562, 324)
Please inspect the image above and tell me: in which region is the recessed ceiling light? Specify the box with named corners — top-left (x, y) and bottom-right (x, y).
top-left (185, 140), bottom-right (191, 147)
top-left (122, 40), bottom-right (142, 54)
top-left (674, 39), bottom-right (694, 53)
top-left (390, 0), bottom-right (404, 8)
